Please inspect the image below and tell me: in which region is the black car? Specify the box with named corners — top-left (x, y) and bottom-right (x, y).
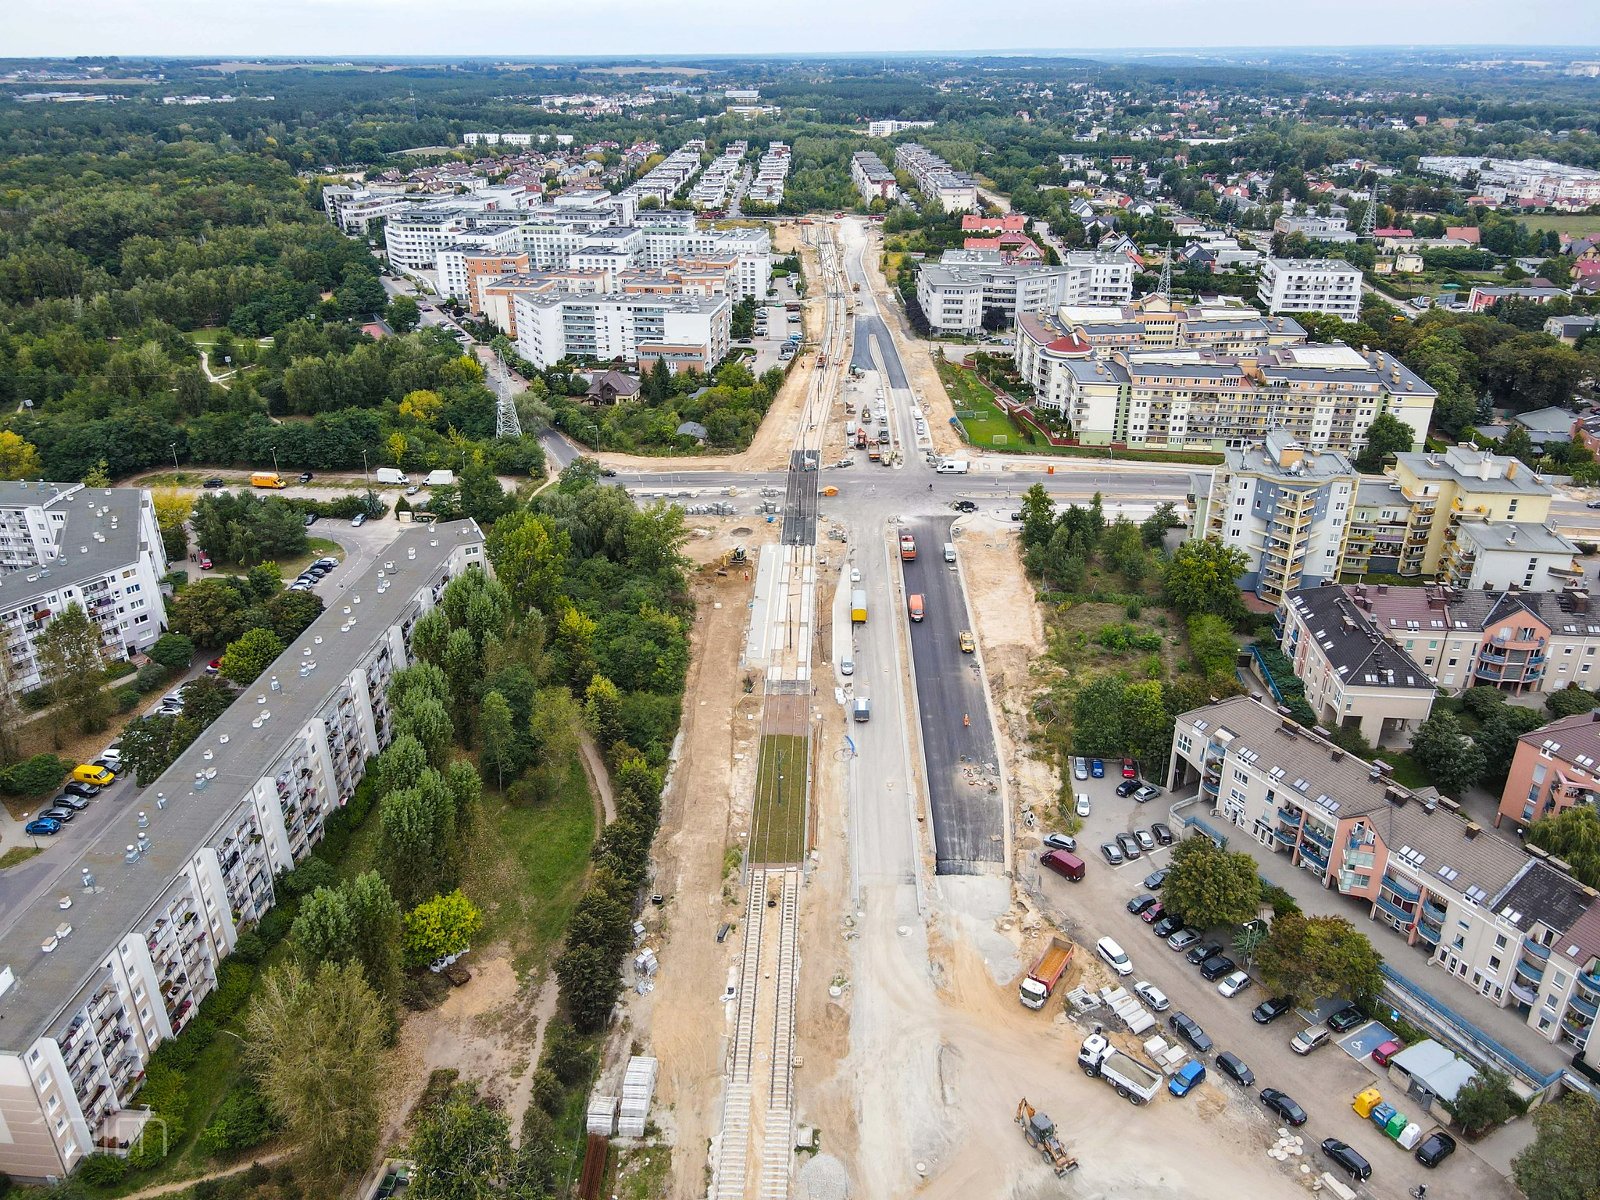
top-left (1151, 914), bottom-right (1182, 938)
top-left (1251, 996), bottom-right (1294, 1025)
top-left (63, 782), bottom-right (101, 799)
top-left (203, 477), bottom-right (225, 488)
top-left (1127, 893), bottom-right (1158, 916)
top-left (1327, 1003), bottom-right (1365, 1033)
top-left (1115, 831), bottom-right (1142, 860)
top-left (600, 468), bottom-right (618, 478)
top-left (1214, 1051), bottom-right (1254, 1088)
top-left (1260, 1087), bottom-right (1307, 1126)
top-left (1186, 941), bottom-right (1223, 965)
top-left (53, 794), bottom-right (90, 812)
top-left (951, 500), bottom-right (977, 513)
top-left (298, 472), bottom-right (313, 483)
top-left (1115, 779), bottom-right (1140, 797)
top-left (1415, 1129), bottom-right (1456, 1168)
top-left (1319, 1139), bottom-right (1371, 1183)
top-left (1168, 1012), bottom-right (1213, 1054)
top-left (1144, 867), bottom-right (1170, 890)
top-left (1151, 822), bottom-right (1173, 845)
top-left (1200, 954), bottom-right (1237, 981)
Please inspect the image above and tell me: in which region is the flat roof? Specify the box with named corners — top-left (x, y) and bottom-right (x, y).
top-left (0, 484), bottom-right (153, 612)
top-left (0, 521), bottom-right (484, 1049)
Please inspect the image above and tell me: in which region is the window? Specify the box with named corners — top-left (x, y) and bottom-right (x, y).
top-left (1495, 934), bottom-right (1508, 949)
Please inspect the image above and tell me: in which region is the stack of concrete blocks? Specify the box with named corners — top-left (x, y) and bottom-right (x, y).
top-left (586, 1092), bottom-right (619, 1136)
top-left (617, 1056), bottom-right (658, 1137)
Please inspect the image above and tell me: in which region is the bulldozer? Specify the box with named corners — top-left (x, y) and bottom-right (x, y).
top-left (1015, 1098), bottom-right (1078, 1177)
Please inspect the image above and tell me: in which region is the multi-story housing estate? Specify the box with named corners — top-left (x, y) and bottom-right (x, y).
top-left (437, 251), bottom-right (530, 313)
top-left (1387, 445), bottom-right (1559, 578)
top-left (850, 151), bottom-right (899, 204)
top-left (512, 291), bottom-right (730, 372)
top-left (689, 143), bottom-right (745, 210)
top-left (1017, 295), bottom-right (1305, 373)
top-left (1170, 696), bottom-right (1600, 1064)
top-left (1, 483), bottom-right (169, 697)
top-left (745, 142), bottom-right (791, 207)
top-left (893, 143), bottom-right (978, 212)
top-left (1191, 430), bottom-right (1358, 604)
top-left (619, 139), bottom-right (705, 207)
top-left (1272, 213), bottom-right (1357, 243)
top-left (0, 522), bottom-right (485, 1182)
top-left (1499, 710), bottom-right (1600, 831)
top-left (1258, 257), bottom-right (1363, 319)
top-left (915, 249), bottom-right (1133, 334)
top-left (1418, 155), bottom-right (1600, 206)
top-left (1279, 583), bottom-right (1436, 744)
top-left (866, 119), bottom-right (934, 139)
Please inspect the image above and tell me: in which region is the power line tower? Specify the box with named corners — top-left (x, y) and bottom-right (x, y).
top-left (1359, 178), bottom-right (1379, 241)
top-left (492, 347), bottom-right (523, 439)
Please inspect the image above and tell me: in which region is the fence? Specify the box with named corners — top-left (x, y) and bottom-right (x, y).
top-left (1246, 644), bottom-right (1286, 705)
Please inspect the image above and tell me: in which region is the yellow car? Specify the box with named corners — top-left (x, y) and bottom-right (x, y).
top-left (958, 630), bottom-right (975, 653)
top-left (73, 763), bottom-right (115, 787)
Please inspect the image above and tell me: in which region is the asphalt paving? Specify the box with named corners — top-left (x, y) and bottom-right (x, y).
top-left (900, 514), bottom-right (1005, 874)
top-left (782, 452), bottom-right (820, 545)
top-left (851, 314), bottom-right (909, 390)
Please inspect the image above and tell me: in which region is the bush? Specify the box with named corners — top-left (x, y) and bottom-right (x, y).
top-left (148, 633), bottom-right (196, 671)
top-left (531, 1068), bottom-right (565, 1117)
top-left (256, 906), bottom-right (293, 946)
top-left (542, 1021), bottom-right (596, 1087)
top-left (0, 754), bottom-right (69, 797)
top-left (208, 962), bottom-right (255, 1022)
top-left (229, 932), bottom-right (267, 965)
top-left (114, 686), bottom-right (140, 713)
top-left (73, 1154), bottom-right (128, 1186)
top-left (135, 662), bottom-right (171, 693)
top-left (199, 1079), bottom-right (276, 1157)
top-left (1262, 883), bottom-right (1301, 919)
top-left (277, 857), bottom-right (336, 898)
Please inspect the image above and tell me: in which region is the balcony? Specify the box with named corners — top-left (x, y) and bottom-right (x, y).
top-left (1522, 937), bottom-right (1552, 961)
top-left (1417, 916), bottom-right (1442, 945)
top-left (1570, 992), bottom-right (1599, 1021)
top-left (1274, 826), bottom-right (1300, 848)
top-left (1382, 874), bottom-right (1421, 902)
top-left (1201, 776), bottom-right (1220, 796)
top-left (1515, 956), bottom-right (1546, 984)
top-left (1277, 808), bottom-right (1302, 827)
top-left (1374, 895), bottom-right (1417, 926)
top-left (1560, 1010), bottom-right (1592, 1046)
top-left (1302, 824), bottom-right (1333, 851)
top-left (1299, 841), bottom-right (1328, 870)
top-left (1422, 896), bottom-right (1447, 923)
top-left (1346, 847), bottom-right (1376, 871)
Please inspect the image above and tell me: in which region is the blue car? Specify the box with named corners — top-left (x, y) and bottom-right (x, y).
top-left (25, 817), bottom-right (62, 836)
top-left (1090, 759), bottom-right (1105, 778)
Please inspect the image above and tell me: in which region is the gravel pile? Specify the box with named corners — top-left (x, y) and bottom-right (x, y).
top-left (799, 1152), bottom-right (851, 1200)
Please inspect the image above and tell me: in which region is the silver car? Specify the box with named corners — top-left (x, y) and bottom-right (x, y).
top-left (1043, 832), bottom-right (1077, 852)
top-left (1075, 793), bottom-right (1092, 818)
top-left (1134, 980), bottom-right (1170, 1012)
top-left (1073, 756), bottom-right (1089, 780)
top-left (1134, 828), bottom-right (1156, 852)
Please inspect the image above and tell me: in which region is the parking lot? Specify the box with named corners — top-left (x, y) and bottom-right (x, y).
top-left (1024, 763), bottom-right (1518, 1200)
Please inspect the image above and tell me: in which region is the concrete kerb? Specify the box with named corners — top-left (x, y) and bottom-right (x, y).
top-left (886, 522), bottom-right (930, 917)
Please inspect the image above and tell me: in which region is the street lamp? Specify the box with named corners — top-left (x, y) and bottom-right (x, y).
top-left (169, 443), bottom-right (179, 474)
top-left (361, 450), bottom-right (370, 489)
top-left (22, 814), bottom-right (37, 849)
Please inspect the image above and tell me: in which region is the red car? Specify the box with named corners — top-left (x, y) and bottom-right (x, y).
top-left (1140, 901), bottom-right (1166, 924)
top-left (1372, 1039), bottom-right (1404, 1066)
top-left (197, 554), bottom-right (213, 570)
top-left (1121, 758), bottom-right (1138, 778)
top-left (205, 659), bottom-right (222, 675)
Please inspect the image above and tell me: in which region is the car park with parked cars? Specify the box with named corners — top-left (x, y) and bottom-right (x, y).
top-left (1415, 1129), bottom-right (1455, 1168)
top-left (1139, 901), bottom-right (1165, 924)
top-left (1073, 757), bottom-right (1088, 780)
top-left (1251, 996), bottom-right (1294, 1024)
top-left (1115, 832), bottom-right (1141, 860)
top-left (1076, 793), bottom-right (1091, 817)
top-left (1133, 828), bottom-right (1155, 851)
top-left (1133, 981), bottom-right (1169, 1012)
top-left (1214, 1051), bottom-right (1254, 1087)
top-left (1091, 759), bottom-right (1105, 778)
top-left (1150, 823), bottom-right (1173, 845)
top-left (1167, 1011), bottom-right (1212, 1053)
top-left (1259, 1087), bottom-right (1307, 1126)
top-left (1291, 1024), bottom-right (1331, 1056)
top-left (1319, 1139), bottom-right (1371, 1183)
top-left (63, 782), bottom-right (100, 799)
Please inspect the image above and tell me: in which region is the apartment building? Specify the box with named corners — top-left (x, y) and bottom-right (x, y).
top-left (1279, 583), bottom-right (1437, 743)
top-left (1016, 296), bottom-right (1306, 377)
top-left (850, 151), bottom-right (899, 204)
top-left (689, 142), bottom-right (745, 210)
top-left (0, 522), bottom-right (486, 1182)
top-left (1272, 213), bottom-right (1357, 243)
top-left (620, 139), bottom-right (705, 206)
top-left (512, 291), bottom-right (730, 371)
top-left (384, 209), bottom-right (471, 273)
top-left (1169, 695), bottom-right (1599, 1058)
top-left (915, 249), bottom-right (1133, 334)
top-left (745, 142), bottom-right (791, 207)
top-left (0, 483), bottom-right (169, 697)
top-left (1441, 521), bottom-right (1582, 593)
top-left (893, 143), bottom-right (978, 212)
top-left (437, 250), bottom-right (530, 311)
top-left (1389, 445), bottom-right (1557, 578)
top-left (478, 271), bottom-right (608, 338)
top-left (1258, 257), bottom-right (1363, 319)
top-left (866, 118), bottom-right (934, 139)
top-left (1192, 430), bottom-right (1359, 604)
top-left (1499, 710), bottom-right (1600, 830)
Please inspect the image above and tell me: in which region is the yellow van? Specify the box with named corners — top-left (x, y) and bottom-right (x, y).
top-left (73, 764), bottom-right (115, 787)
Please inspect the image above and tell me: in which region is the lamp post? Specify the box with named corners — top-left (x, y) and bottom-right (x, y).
top-left (22, 814), bottom-right (37, 849)
top-left (169, 443), bottom-right (179, 474)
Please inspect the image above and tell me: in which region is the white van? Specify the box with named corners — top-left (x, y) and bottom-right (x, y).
top-left (852, 697), bottom-right (871, 722)
top-left (1096, 936), bottom-right (1133, 977)
top-left (943, 542), bottom-right (956, 563)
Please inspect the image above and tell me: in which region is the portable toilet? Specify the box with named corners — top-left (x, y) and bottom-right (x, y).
top-left (1397, 1123), bottom-right (1424, 1151)
top-left (1371, 1101), bottom-right (1397, 1130)
top-left (1352, 1088), bottom-right (1382, 1119)
top-left (1385, 1110), bottom-right (1409, 1139)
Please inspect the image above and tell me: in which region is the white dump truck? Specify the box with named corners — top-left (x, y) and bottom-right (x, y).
top-left (1077, 1032), bottom-right (1163, 1105)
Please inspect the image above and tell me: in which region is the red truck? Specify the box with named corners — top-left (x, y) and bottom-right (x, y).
top-left (1020, 936), bottom-right (1074, 1009)
top-left (899, 533), bottom-right (916, 561)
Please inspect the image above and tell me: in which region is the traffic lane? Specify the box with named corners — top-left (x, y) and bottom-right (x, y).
top-left (1034, 815), bottom-right (1498, 1199)
top-left (854, 316), bottom-right (909, 390)
top-left (901, 516), bottom-right (1004, 873)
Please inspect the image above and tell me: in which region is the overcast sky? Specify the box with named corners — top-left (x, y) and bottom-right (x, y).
top-left (4, 0), bottom-right (1598, 59)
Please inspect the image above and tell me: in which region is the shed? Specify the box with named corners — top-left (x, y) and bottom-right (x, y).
top-left (1386, 1039), bottom-right (1477, 1110)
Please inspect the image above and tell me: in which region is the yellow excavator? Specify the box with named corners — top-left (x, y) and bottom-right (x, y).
top-left (1015, 1098), bottom-right (1078, 1176)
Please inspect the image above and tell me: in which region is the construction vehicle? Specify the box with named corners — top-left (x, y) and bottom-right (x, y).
top-left (851, 589), bottom-right (868, 624)
top-left (1078, 1032), bottom-right (1163, 1105)
top-left (899, 532), bottom-right (916, 561)
top-left (1019, 936), bottom-right (1073, 1010)
top-left (1015, 1098), bottom-right (1078, 1176)
top-left (714, 546), bottom-right (748, 576)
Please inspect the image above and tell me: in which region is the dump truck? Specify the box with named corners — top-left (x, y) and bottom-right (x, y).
top-left (899, 533), bottom-right (916, 561)
top-left (250, 472), bottom-right (286, 489)
top-left (851, 589), bottom-right (868, 624)
top-left (1019, 936), bottom-right (1073, 1010)
top-left (1015, 1098), bottom-right (1078, 1176)
top-left (1078, 1033), bottom-right (1163, 1105)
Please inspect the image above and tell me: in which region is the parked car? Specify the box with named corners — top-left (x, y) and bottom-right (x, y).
top-left (1096, 936), bottom-right (1133, 977)
top-left (1185, 941), bottom-right (1223, 965)
top-left (1100, 841), bottom-right (1124, 865)
top-left (1319, 1139), bottom-right (1371, 1183)
top-left (41, 806), bottom-right (74, 823)
top-left (1115, 779), bottom-right (1140, 797)
top-left (1168, 1012), bottom-right (1213, 1054)
top-left (1215, 1051), bottom-right (1255, 1088)
top-left (25, 818), bottom-right (62, 836)
top-left (198, 553), bottom-right (213, 569)
top-left (203, 477), bottom-right (225, 488)
top-left (1200, 955), bottom-right (1237, 982)
top-left (1134, 981), bottom-right (1169, 1012)
top-left (1167, 927), bottom-right (1201, 951)
top-left (315, 558), bottom-right (339, 570)
top-left (1073, 757), bottom-right (1089, 780)
top-left (1121, 758), bottom-right (1138, 778)
top-left (850, 567), bottom-right (861, 583)
top-left (1091, 759), bottom-right (1105, 778)
top-left (63, 782), bottom-right (100, 799)
top-left (298, 472), bottom-right (313, 483)
top-left (350, 513), bottom-right (367, 527)
top-left (1327, 1004), bottom-right (1365, 1033)
top-left (1133, 828), bottom-right (1156, 852)
top-left (1115, 832), bottom-right (1141, 860)
top-left (1076, 793), bottom-right (1091, 818)
top-left (1151, 915), bottom-right (1183, 939)
top-left (1043, 832), bottom-right (1076, 852)
top-left (1415, 1130), bottom-right (1456, 1168)
top-left (951, 499), bottom-right (977, 512)
top-left (1291, 1025), bottom-right (1331, 1056)
top-left (405, 484), bottom-right (420, 496)
top-left (1260, 1087), bottom-right (1307, 1126)
top-left (1127, 893), bottom-right (1158, 916)
top-left (205, 658), bottom-right (222, 675)
top-left (1144, 867), bottom-right (1170, 890)
top-left (1252, 996), bottom-right (1294, 1024)
top-left (54, 794), bottom-right (90, 812)
top-left (1151, 822), bottom-right (1173, 845)
top-left (1217, 969), bottom-right (1252, 997)
top-left (1140, 901), bottom-right (1166, 924)
top-left (1134, 785), bottom-right (1160, 803)
top-left (304, 513), bottom-right (317, 526)
top-left (1372, 1039), bottom-right (1404, 1066)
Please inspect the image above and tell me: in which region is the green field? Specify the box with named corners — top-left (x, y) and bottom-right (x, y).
top-left (1513, 213), bottom-right (1600, 235)
top-left (752, 733), bottom-right (808, 864)
top-left (183, 326), bottom-right (228, 344)
top-left (939, 362), bottom-right (1018, 447)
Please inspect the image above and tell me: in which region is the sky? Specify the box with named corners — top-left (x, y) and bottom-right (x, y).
top-left (3, 0), bottom-right (1598, 59)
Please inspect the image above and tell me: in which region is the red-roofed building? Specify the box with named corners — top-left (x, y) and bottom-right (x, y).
top-left (1374, 227), bottom-right (1414, 239)
top-left (962, 231), bottom-right (1043, 263)
top-left (1444, 226), bottom-right (1480, 245)
top-left (961, 213), bottom-right (1026, 233)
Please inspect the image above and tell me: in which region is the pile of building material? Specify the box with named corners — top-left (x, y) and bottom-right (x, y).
top-left (1063, 986), bottom-right (1101, 1014)
top-left (1267, 1129), bottom-right (1306, 1164)
top-left (1099, 985), bottom-right (1155, 1035)
top-left (618, 1056), bottom-right (658, 1137)
top-left (1141, 1035), bottom-right (1189, 1073)
top-left (586, 1093), bottom-right (618, 1136)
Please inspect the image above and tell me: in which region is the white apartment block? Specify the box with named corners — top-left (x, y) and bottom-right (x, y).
top-left (851, 151), bottom-right (899, 204)
top-left (0, 523), bottom-right (485, 1182)
top-left (915, 249), bottom-right (1132, 334)
top-left (1169, 696), bottom-right (1598, 1073)
top-left (745, 142), bottom-right (791, 207)
top-left (690, 143), bottom-right (745, 210)
top-left (1, 483), bottom-right (169, 696)
top-left (1259, 258), bottom-right (1363, 319)
top-left (512, 291), bottom-right (731, 371)
top-left (1273, 213), bottom-right (1357, 243)
top-left (867, 119), bottom-right (934, 139)
top-left (893, 143), bottom-right (978, 213)
top-left (384, 209), bottom-right (470, 273)
top-left (620, 139), bottom-right (705, 206)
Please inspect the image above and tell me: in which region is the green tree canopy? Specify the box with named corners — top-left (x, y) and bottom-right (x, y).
top-left (36, 602), bottom-right (111, 738)
top-left (1527, 807), bottom-right (1600, 891)
top-left (1162, 836), bottom-right (1264, 930)
top-left (1512, 1093), bottom-right (1600, 1200)
top-left (1354, 411), bottom-right (1415, 472)
top-left (1408, 711), bottom-right (1485, 796)
top-left (1162, 538), bottom-right (1248, 621)
top-left (1256, 913), bottom-right (1384, 1003)
top-left (219, 626), bottom-right (286, 685)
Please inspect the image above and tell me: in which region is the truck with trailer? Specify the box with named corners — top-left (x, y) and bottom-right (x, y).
top-left (250, 472), bottom-right (286, 489)
top-left (1019, 936), bottom-right (1073, 1010)
top-left (1078, 1033), bottom-right (1163, 1105)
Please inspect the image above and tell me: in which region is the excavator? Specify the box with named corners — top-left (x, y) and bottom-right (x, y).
top-left (1015, 1098), bottom-right (1078, 1177)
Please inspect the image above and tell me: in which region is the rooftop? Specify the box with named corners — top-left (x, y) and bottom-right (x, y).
top-left (1454, 521), bottom-right (1577, 556)
top-left (0, 521), bottom-right (484, 1050)
top-left (1492, 859), bottom-right (1593, 937)
top-left (0, 483), bottom-right (155, 612)
top-left (1285, 585), bottom-right (1432, 692)
top-left (1395, 446), bottom-right (1552, 497)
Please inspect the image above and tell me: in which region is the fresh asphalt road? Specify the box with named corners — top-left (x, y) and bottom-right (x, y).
top-left (900, 515), bottom-right (1005, 874)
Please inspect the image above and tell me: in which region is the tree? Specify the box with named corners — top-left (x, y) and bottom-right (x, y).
top-left (1162, 837), bottom-right (1264, 930)
top-left (147, 633), bottom-right (195, 672)
top-left (584, 674), bottom-right (624, 749)
top-left (1478, 705), bottom-right (1548, 788)
top-left (478, 690), bottom-right (517, 789)
top-left (1071, 674), bottom-right (1129, 758)
top-left (409, 1085), bottom-right (549, 1200)
top-left (486, 512), bottom-right (569, 619)
top-left (373, 734), bottom-right (430, 800)
top-left (1450, 1068), bottom-right (1519, 1137)
top-left (1162, 538), bottom-right (1248, 620)
top-left (554, 939), bottom-right (623, 1033)
top-left (1513, 1092), bottom-right (1600, 1200)
top-left (291, 872), bottom-right (402, 1001)
top-left (0, 753), bottom-right (69, 797)
top-left (1140, 501), bottom-right (1183, 548)
top-left (1019, 482), bottom-right (1057, 551)
top-left (151, 486), bottom-right (193, 563)
top-left (1256, 913), bottom-right (1384, 1003)
top-left (83, 459), bottom-right (112, 487)
top-left (402, 889), bottom-right (484, 968)
top-left (1354, 412), bottom-right (1415, 472)
top-left (1408, 711), bottom-right (1485, 796)
top-left (398, 389), bottom-right (443, 424)
top-left (166, 577), bottom-right (250, 648)
top-left (118, 713), bottom-right (181, 787)
top-left (379, 771), bottom-right (460, 908)
top-left (1546, 685), bottom-right (1600, 718)
top-left (0, 430), bottom-right (42, 478)
top-left (245, 960), bottom-right (387, 1176)
top-left (36, 603), bottom-right (112, 739)
top-left (1187, 614), bottom-right (1237, 680)
top-left (1527, 807), bottom-right (1600, 891)
top-left (387, 294), bottom-right (421, 334)
top-left (394, 691), bottom-right (453, 770)
top-left (219, 627), bottom-right (286, 685)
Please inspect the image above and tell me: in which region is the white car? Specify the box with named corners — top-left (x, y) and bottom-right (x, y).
top-left (1134, 980), bottom-right (1170, 1012)
top-left (850, 567), bottom-right (861, 583)
top-left (1075, 793), bottom-right (1091, 818)
top-left (1217, 970), bottom-right (1254, 998)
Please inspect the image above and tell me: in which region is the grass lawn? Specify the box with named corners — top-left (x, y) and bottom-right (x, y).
top-left (203, 536), bottom-right (344, 581)
top-left (1384, 752), bottom-right (1433, 791)
top-left (938, 361), bottom-right (1019, 448)
top-left (0, 846), bottom-right (42, 869)
top-left (1514, 213), bottom-right (1600, 235)
top-left (183, 326), bottom-right (228, 345)
top-left (752, 733), bottom-right (808, 864)
top-left (607, 1142), bottom-right (673, 1199)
